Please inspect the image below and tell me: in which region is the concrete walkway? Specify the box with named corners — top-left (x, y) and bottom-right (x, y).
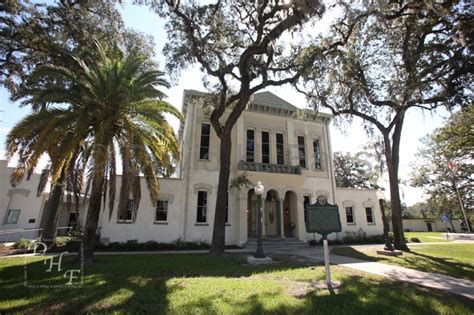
top-left (265, 245), bottom-right (474, 300)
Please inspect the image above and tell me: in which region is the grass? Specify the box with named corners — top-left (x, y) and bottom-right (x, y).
top-left (0, 253), bottom-right (473, 314)
top-left (404, 232), bottom-right (450, 243)
top-left (331, 244), bottom-right (474, 281)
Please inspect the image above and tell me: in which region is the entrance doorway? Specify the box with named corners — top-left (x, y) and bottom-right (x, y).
top-left (247, 189), bottom-right (281, 238)
top-left (283, 191), bottom-right (298, 237)
top-left (426, 222), bottom-right (433, 232)
top-left (265, 190), bottom-right (280, 237)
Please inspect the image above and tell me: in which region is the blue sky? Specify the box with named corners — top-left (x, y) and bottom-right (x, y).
top-left (0, 2), bottom-right (452, 205)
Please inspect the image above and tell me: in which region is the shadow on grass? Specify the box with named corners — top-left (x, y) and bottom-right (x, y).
top-left (332, 246), bottom-right (474, 281)
top-left (330, 247), bottom-right (378, 262)
top-left (408, 251), bottom-right (474, 280)
top-left (0, 253), bottom-right (472, 314)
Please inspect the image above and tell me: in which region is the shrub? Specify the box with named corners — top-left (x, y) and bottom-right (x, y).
top-left (14, 238), bottom-right (31, 249)
top-left (97, 239), bottom-right (210, 251)
top-left (55, 230), bottom-right (82, 248)
top-left (0, 243), bottom-right (6, 251)
top-left (410, 237), bottom-right (421, 243)
top-left (308, 239), bottom-right (318, 246)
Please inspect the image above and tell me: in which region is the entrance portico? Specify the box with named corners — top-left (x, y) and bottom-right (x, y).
top-left (247, 188), bottom-right (300, 239)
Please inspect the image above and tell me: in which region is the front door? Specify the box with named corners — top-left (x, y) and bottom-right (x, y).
top-left (265, 201), bottom-right (278, 236)
top-left (249, 200), bottom-right (259, 237)
top-left (426, 222), bottom-right (433, 232)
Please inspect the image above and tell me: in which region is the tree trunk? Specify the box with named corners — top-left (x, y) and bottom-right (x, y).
top-left (81, 165), bottom-right (105, 265)
top-left (210, 130), bottom-right (232, 255)
top-left (386, 162), bottom-right (408, 250)
top-left (383, 116), bottom-right (409, 251)
top-left (41, 179), bottom-right (65, 247)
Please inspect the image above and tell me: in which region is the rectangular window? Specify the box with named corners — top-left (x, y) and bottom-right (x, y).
top-left (199, 123), bottom-right (210, 160)
top-left (313, 139), bottom-right (322, 170)
top-left (225, 197), bottom-right (229, 224)
top-left (156, 200), bottom-right (169, 221)
top-left (119, 200), bottom-right (134, 222)
top-left (197, 191), bottom-right (207, 223)
top-left (346, 206), bottom-right (354, 224)
top-left (298, 136), bottom-right (306, 168)
top-left (276, 133), bottom-right (284, 165)
top-left (5, 209), bottom-right (20, 224)
top-left (246, 129), bottom-right (255, 162)
top-left (261, 131), bottom-right (270, 164)
top-left (366, 207), bottom-right (374, 223)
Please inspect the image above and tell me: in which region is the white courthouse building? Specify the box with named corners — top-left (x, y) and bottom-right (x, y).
top-left (0, 90), bottom-right (384, 245)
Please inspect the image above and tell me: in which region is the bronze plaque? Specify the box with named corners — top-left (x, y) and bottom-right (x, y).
top-left (304, 201), bottom-right (342, 236)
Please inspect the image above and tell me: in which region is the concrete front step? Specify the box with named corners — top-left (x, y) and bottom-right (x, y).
top-left (246, 238), bottom-right (307, 247)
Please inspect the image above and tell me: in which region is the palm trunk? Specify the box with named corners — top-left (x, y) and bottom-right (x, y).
top-left (82, 164), bottom-right (105, 265)
top-left (41, 181), bottom-right (65, 246)
top-left (41, 170), bottom-right (66, 247)
top-left (210, 131), bottom-right (232, 255)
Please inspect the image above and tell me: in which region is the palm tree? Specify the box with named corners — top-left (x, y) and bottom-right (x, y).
top-left (6, 44), bottom-right (183, 263)
top-left (6, 111), bottom-right (86, 246)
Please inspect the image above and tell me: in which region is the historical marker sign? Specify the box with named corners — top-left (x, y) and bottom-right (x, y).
top-left (304, 199), bottom-right (342, 237)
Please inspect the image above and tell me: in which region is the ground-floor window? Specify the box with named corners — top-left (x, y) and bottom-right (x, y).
top-left (118, 200), bottom-right (134, 222)
top-left (345, 206), bottom-right (355, 224)
top-left (365, 207), bottom-right (374, 223)
top-left (156, 200), bottom-right (169, 222)
top-left (5, 209), bottom-right (21, 224)
top-left (225, 197), bottom-right (229, 223)
top-left (197, 191), bottom-right (207, 223)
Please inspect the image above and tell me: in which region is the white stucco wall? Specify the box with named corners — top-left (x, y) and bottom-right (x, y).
top-left (389, 219), bottom-right (463, 232)
top-left (335, 188), bottom-right (384, 239)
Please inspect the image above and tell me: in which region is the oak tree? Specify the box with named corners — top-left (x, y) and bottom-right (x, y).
top-left (297, 1), bottom-right (473, 249)
top-left (150, 0), bottom-right (327, 255)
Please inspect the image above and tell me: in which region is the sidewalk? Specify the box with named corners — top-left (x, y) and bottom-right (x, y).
top-left (266, 245), bottom-right (474, 300)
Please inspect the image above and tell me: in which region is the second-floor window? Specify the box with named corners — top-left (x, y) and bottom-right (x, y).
top-left (246, 129), bottom-right (255, 162)
top-left (313, 139), bottom-right (322, 170)
top-left (197, 191), bottom-right (208, 223)
top-left (298, 136), bottom-right (306, 168)
top-left (199, 123), bottom-right (210, 160)
top-left (276, 133), bottom-right (284, 165)
top-left (261, 131), bottom-right (270, 164)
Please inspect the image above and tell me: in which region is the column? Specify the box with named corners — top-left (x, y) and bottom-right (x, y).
top-left (255, 129), bottom-right (262, 163)
top-left (297, 195), bottom-right (306, 241)
top-left (236, 117), bottom-right (245, 162)
top-left (279, 199), bottom-right (285, 238)
top-left (238, 194), bottom-right (248, 247)
top-left (286, 120), bottom-right (296, 165)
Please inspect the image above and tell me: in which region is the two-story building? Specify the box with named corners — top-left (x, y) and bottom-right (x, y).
top-left (1, 90), bottom-right (383, 245)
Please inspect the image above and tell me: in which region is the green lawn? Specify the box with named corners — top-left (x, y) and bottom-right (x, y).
top-left (405, 232), bottom-right (450, 243)
top-left (332, 244), bottom-right (474, 281)
top-left (1, 254), bottom-right (473, 314)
